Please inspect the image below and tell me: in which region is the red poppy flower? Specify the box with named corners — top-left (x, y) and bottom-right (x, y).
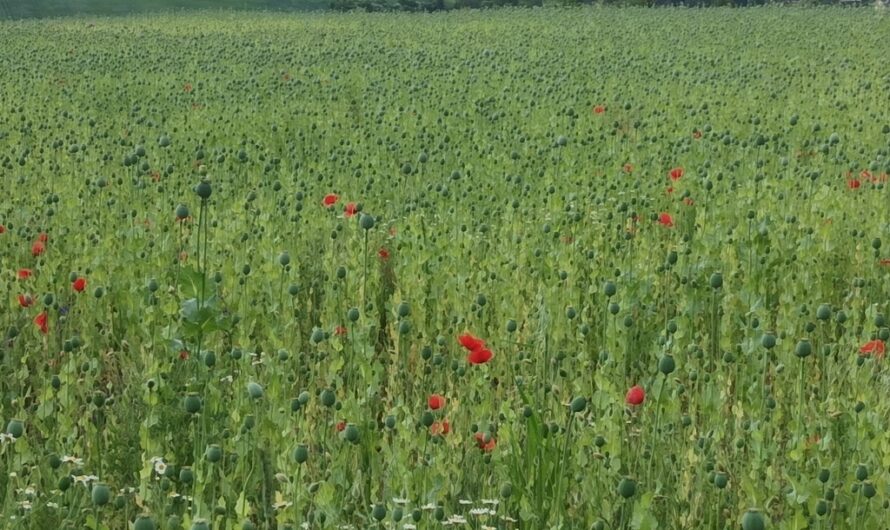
top-left (430, 420), bottom-right (450, 436)
top-left (31, 241), bottom-right (45, 257)
top-left (658, 213), bottom-right (674, 228)
top-left (626, 385), bottom-right (645, 405)
top-left (0, 224), bottom-right (5, 234)
top-left (38, 233), bottom-right (48, 243)
top-left (847, 179), bottom-right (861, 190)
top-left (72, 277), bottom-right (86, 293)
top-left (17, 269), bottom-right (32, 280)
top-left (322, 193), bottom-right (339, 207)
top-left (859, 340), bottom-right (886, 359)
top-left (860, 170), bottom-right (872, 181)
top-left (683, 197), bottom-right (695, 206)
top-left (334, 326), bottom-right (347, 336)
top-left (666, 186), bottom-right (674, 195)
top-left (335, 421), bottom-right (347, 433)
top-left (458, 333), bottom-right (486, 351)
top-left (467, 347), bottom-right (493, 365)
top-left (344, 202), bottom-right (357, 218)
top-left (34, 312), bottom-right (48, 334)
top-left (179, 350), bottom-right (189, 360)
top-left (593, 105), bottom-right (605, 114)
top-left (17, 294), bottom-right (33, 308)
top-left (669, 167), bottom-right (684, 181)
top-left (428, 394), bottom-right (446, 410)
top-left (474, 432), bottom-right (496, 452)
top-left (692, 130), bottom-right (702, 139)
top-left (378, 248), bottom-right (390, 260)
top-left (623, 163), bottom-right (633, 174)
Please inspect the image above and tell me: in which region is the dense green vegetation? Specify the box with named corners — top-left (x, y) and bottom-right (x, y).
top-left (1, 7), bottom-right (889, 530)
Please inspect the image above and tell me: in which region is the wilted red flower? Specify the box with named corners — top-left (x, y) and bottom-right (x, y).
top-left (623, 163), bottom-right (633, 174)
top-left (72, 277), bottom-right (87, 293)
top-left (683, 197), bottom-right (695, 206)
top-left (626, 385), bottom-right (645, 405)
top-left (458, 333), bottom-right (485, 351)
top-left (474, 432), bottom-right (496, 452)
top-left (38, 233), bottom-right (48, 243)
top-left (669, 167), bottom-right (684, 181)
top-left (34, 312), bottom-right (48, 334)
top-left (0, 224), bottom-right (5, 234)
top-left (322, 193), bottom-right (339, 207)
top-left (183, 83), bottom-right (193, 93)
top-left (430, 420), bottom-right (450, 436)
top-left (658, 213), bottom-right (674, 228)
top-left (692, 130), bottom-right (702, 139)
top-left (179, 350), bottom-right (189, 360)
top-left (880, 258), bottom-right (890, 266)
top-left (860, 169), bottom-right (872, 180)
top-left (847, 179), bottom-right (861, 190)
top-left (859, 340), bottom-right (886, 359)
top-left (17, 269), bottom-right (33, 280)
top-left (467, 347), bottom-right (493, 365)
top-left (378, 247), bottom-right (390, 260)
top-left (31, 241), bottom-right (45, 257)
top-left (334, 325), bottom-right (347, 336)
top-left (335, 421), bottom-right (347, 432)
top-left (593, 105), bottom-right (606, 114)
top-left (17, 294), bottom-right (33, 308)
top-left (344, 202), bottom-right (357, 218)
top-left (428, 394), bottom-right (446, 410)
top-left (666, 186), bottom-right (674, 195)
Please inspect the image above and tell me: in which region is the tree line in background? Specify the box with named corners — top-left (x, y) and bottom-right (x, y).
top-left (0, 0), bottom-right (881, 21)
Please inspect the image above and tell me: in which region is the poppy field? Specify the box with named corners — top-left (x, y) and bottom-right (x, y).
top-left (1, 7), bottom-right (890, 530)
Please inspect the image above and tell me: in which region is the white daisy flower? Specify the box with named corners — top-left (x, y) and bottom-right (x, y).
top-left (421, 503), bottom-right (437, 511)
top-left (458, 499), bottom-right (473, 505)
top-left (469, 508), bottom-right (489, 516)
top-left (392, 497), bottom-right (409, 505)
top-left (46, 502), bottom-right (59, 509)
top-left (62, 455), bottom-right (84, 466)
top-left (481, 499), bottom-right (499, 506)
top-left (272, 500), bottom-right (293, 511)
top-left (18, 500), bottom-right (32, 510)
top-left (446, 515), bottom-right (467, 524)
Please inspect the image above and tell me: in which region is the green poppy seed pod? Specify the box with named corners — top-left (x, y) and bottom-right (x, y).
top-left (393, 507), bottom-right (403, 522)
top-left (709, 272), bottom-right (723, 289)
top-left (741, 509), bottom-right (766, 530)
top-left (247, 382), bottom-right (264, 399)
top-left (147, 278), bottom-right (159, 292)
top-left (500, 482), bottom-right (513, 498)
top-left (855, 464), bottom-right (868, 481)
top-left (397, 302), bottom-right (410, 318)
top-left (51, 374), bottom-right (61, 390)
top-left (175, 204), bottom-right (189, 219)
top-left (6, 419), bottom-right (24, 438)
top-left (816, 304), bottom-right (831, 321)
top-left (242, 521), bottom-right (256, 530)
top-left (336, 266), bottom-right (346, 279)
top-left (288, 284), bottom-right (300, 296)
top-left (360, 213), bottom-right (375, 230)
top-left (815, 499), bottom-right (829, 517)
top-left (818, 468), bottom-right (830, 483)
top-left (876, 314), bottom-right (887, 327)
top-left (344, 423), bottom-right (360, 443)
top-left (434, 506), bottom-right (445, 521)
top-left (183, 393), bottom-right (202, 414)
top-left (421, 411), bottom-right (435, 427)
top-left (48, 453), bottom-right (61, 469)
top-left (603, 281), bottom-right (617, 297)
top-left (871, 238), bottom-right (881, 250)
top-left (205, 444), bottom-right (222, 463)
top-left (347, 307), bottom-right (360, 322)
top-left (92, 391), bottom-right (106, 408)
top-left (190, 519), bottom-right (210, 530)
top-left (93, 287), bottom-right (104, 299)
top-left (506, 319), bottom-right (517, 333)
top-left (659, 355), bottom-right (676, 375)
top-left (556, 135), bottom-right (567, 147)
top-left (398, 320), bottom-right (411, 335)
top-left (58, 475), bottom-right (72, 491)
top-left (761, 333), bottom-right (776, 349)
top-left (566, 306), bottom-right (577, 319)
top-left (320, 389), bottom-right (336, 407)
top-left (298, 391), bottom-right (310, 405)
top-left (43, 293), bottom-right (54, 306)
top-left (862, 481), bottom-right (876, 498)
top-left (795, 339), bottom-right (812, 358)
top-left (385, 415), bottom-right (396, 429)
top-left (372, 504), bottom-right (387, 521)
top-left (714, 472), bottom-right (728, 489)
top-left (278, 252), bottom-right (290, 267)
top-left (195, 180), bottom-right (212, 199)
top-left (293, 444), bottom-right (308, 464)
top-left (609, 302), bottom-right (620, 315)
top-left (311, 328), bottom-right (325, 344)
top-left (134, 514), bottom-right (157, 530)
top-left (617, 478), bottom-right (636, 499)
top-left (570, 396), bottom-right (587, 413)
top-left (91, 483), bottom-right (111, 506)
top-left (593, 521), bottom-right (605, 530)
top-left (179, 467), bottom-right (194, 484)
top-left (159, 135), bottom-right (171, 148)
